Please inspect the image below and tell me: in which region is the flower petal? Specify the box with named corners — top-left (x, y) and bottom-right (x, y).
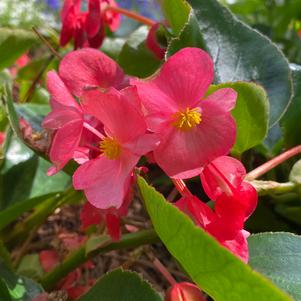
top-left (59, 48), bottom-right (126, 96)
top-left (49, 119), bottom-right (83, 171)
top-left (202, 88), bottom-right (237, 113)
top-left (82, 88), bottom-right (147, 143)
top-left (46, 71), bottom-right (80, 110)
top-left (73, 151), bottom-right (138, 209)
top-left (154, 112), bottom-right (236, 178)
top-left (152, 47), bottom-right (214, 108)
top-left (86, 0), bottom-right (101, 38)
top-left (200, 156), bottom-right (246, 201)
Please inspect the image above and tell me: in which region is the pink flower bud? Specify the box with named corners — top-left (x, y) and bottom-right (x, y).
top-left (165, 282), bottom-right (206, 301)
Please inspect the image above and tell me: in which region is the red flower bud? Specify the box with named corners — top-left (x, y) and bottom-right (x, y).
top-left (165, 282), bottom-right (205, 301)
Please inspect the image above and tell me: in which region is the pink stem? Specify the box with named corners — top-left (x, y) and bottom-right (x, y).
top-left (172, 179), bottom-right (193, 198)
top-left (246, 145), bottom-right (301, 180)
top-left (153, 258), bottom-right (177, 286)
top-left (83, 122), bottom-right (105, 140)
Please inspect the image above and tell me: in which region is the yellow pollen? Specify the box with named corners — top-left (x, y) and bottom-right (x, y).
top-left (172, 107), bottom-right (202, 130)
top-left (100, 137), bottom-right (121, 160)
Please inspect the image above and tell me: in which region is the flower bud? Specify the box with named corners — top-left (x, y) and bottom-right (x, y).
top-left (165, 282), bottom-right (205, 301)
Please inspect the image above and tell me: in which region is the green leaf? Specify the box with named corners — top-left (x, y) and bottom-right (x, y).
top-left (85, 234), bottom-right (111, 256)
top-left (137, 176), bottom-right (292, 301)
top-left (0, 278), bottom-right (11, 301)
top-left (0, 259), bottom-right (43, 301)
top-left (281, 64), bottom-right (301, 147)
top-left (0, 28), bottom-right (37, 71)
top-left (0, 193), bottom-right (58, 231)
top-left (17, 254), bottom-right (44, 280)
top-left (207, 82), bottom-right (269, 154)
top-left (118, 26), bottom-right (161, 77)
top-left (289, 159), bottom-right (301, 185)
top-left (249, 232), bottom-right (301, 301)
top-left (161, 0), bottom-right (190, 35)
top-left (167, 0), bottom-right (292, 127)
top-left (78, 269), bottom-right (162, 301)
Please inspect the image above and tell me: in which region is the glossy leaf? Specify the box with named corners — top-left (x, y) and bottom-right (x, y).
top-left (208, 82), bottom-right (269, 154)
top-left (161, 0), bottom-right (190, 35)
top-left (249, 232), bottom-right (301, 301)
top-left (138, 176), bottom-right (292, 301)
top-left (78, 269), bottom-right (162, 301)
top-left (118, 26), bottom-right (161, 77)
top-left (0, 259), bottom-right (43, 301)
top-left (167, 0), bottom-right (292, 126)
top-left (0, 28), bottom-right (37, 71)
top-left (281, 64), bottom-right (301, 147)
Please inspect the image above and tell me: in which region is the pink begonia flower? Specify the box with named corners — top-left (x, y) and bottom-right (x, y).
top-left (43, 48), bottom-right (127, 174)
top-left (200, 156), bottom-right (258, 219)
top-left (132, 47), bottom-right (237, 179)
top-left (60, 0), bottom-right (120, 49)
top-left (73, 87), bottom-right (159, 209)
top-left (165, 282), bottom-right (205, 301)
top-left (0, 132), bottom-right (5, 146)
top-left (176, 196), bottom-right (249, 262)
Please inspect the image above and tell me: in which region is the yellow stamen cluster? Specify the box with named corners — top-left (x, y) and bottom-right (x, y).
top-left (172, 107), bottom-right (202, 130)
top-left (100, 137), bottom-right (121, 160)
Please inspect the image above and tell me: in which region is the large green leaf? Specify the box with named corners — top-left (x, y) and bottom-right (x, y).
top-left (138, 176), bottom-right (292, 301)
top-left (0, 259), bottom-right (43, 301)
top-left (281, 64), bottom-right (301, 147)
top-left (118, 26), bottom-right (161, 78)
top-left (208, 82), bottom-right (269, 154)
top-left (249, 232), bottom-right (301, 301)
top-left (78, 269), bottom-right (162, 301)
top-left (167, 0), bottom-right (292, 126)
top-left (0, 28), bottom-right (37, 71)
top-left (161, 0), bottom-right (190, 35)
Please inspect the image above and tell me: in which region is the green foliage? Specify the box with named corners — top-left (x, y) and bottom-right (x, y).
top-left (281, 64), bottom-right (301, 147)
top-left (118, 26), bottom-right (161, 77)
top-left (138, 176), bottom-right (291, 301)
top-left (0, 259), bottom-right (44, 301)
top-left (78, 269), bottom-right (162, 301)
top-left (208, 82), bottom-right (269, 154)
top-left (166, 0), bottom-right (292, 127)
top-left (0, 28), bottom-right (37, 71)
top-left (249, 232), bottom-right (301, 300)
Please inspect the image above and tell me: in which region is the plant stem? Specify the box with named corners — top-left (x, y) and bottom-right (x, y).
top-left (153, 258), bottom-right (177, 286)
top-left (40, 229), bottom-right (159, 291)
top-left (250, 180), bottom-right (296, 196)
top-left (246, 145), bottom-right (301, 180)
top-left (105, 5), bottom-right (155, 27)
top-left (32, 27), bottom-right (62, 59)
top-left (172, 179), bottom-right (193, 198)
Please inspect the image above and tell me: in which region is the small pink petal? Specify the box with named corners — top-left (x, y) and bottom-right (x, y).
top-left (59, 48), bottom-right (126, 96)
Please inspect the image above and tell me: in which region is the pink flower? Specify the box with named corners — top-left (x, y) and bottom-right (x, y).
top-left (43, 48), bottom-right (126, 174)
top-left (132, 47), bottom-right (237, 179)
top-left (165, 282), bottom-right (205, 301)
top-left (0, 132), bottom-right (5, 146)
top-left (73, 87), bottom-right (158, 209)
top-left (60, 0), bottom-right (120, 49)
top-left (200, 156), bottom-right (258, 219)
top-left (176, 196), bottom-right (249, 262)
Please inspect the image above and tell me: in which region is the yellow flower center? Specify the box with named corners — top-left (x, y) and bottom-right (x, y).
top-left (172, 107), bottom-right (202, 130)
top-left (100, 137), bottom-right (121, 160)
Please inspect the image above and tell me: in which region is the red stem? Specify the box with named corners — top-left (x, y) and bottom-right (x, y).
top-left (172, 179), bottom-right (193, 198)
top-left (153, 258), bottom-right (177, 286)
top-left (105, 5), bottom-right (156, 27)
top-left (246, 145), bottom-right (301, 180)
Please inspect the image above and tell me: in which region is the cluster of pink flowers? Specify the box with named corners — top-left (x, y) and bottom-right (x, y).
top-left (43, 47), bottom-right (257, 261)
top-left (60, 0), bottom-right (120, 49)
